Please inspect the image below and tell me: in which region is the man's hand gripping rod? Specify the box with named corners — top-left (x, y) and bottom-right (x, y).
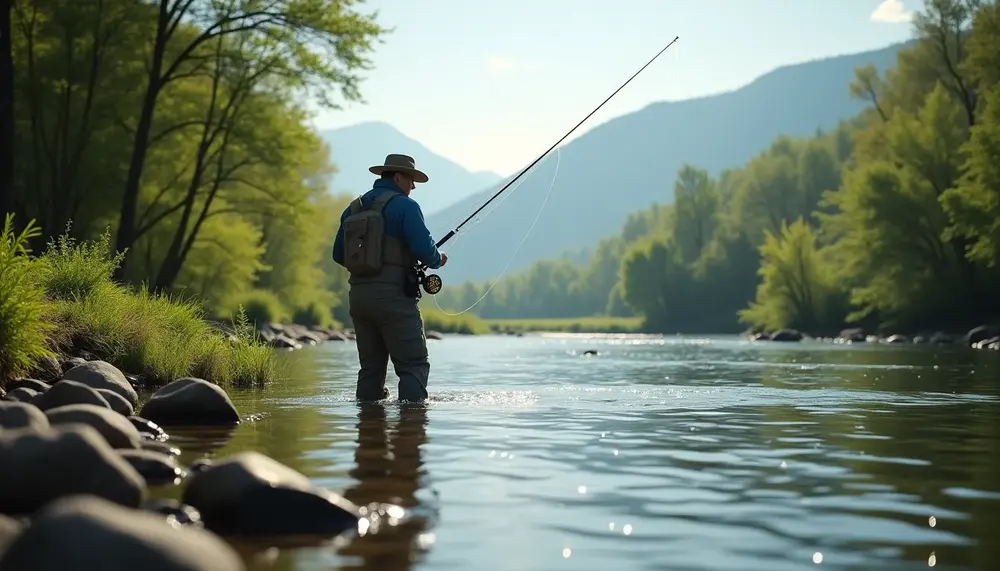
top-left (416, 36), bottom-right (680, 296)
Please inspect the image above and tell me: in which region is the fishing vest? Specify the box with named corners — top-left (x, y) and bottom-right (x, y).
top-left (342, 191), bottom-right (415, 281)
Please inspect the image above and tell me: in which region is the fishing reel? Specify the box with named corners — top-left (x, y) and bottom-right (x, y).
top-left (415, 266), bottom-right (443, 295)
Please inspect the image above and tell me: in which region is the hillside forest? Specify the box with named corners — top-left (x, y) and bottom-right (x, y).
top-left (2, 1), bottom-right (999, 338)
top-left (434, 0), bottom-right (1000, 336)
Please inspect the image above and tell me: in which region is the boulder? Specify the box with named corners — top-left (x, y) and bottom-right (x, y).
top-left (0, 514), bottom-right (22, 556)
top-left (60, 357), bottom-right (86, 372)
top-left (2, 388), bottom-right (38, 404)
top-left (0, 425), bottom-right (147, 515)
top-left (141, 441), bottom-right (180, 458)
top-left (45, 404), bottom-right (142, 450)
top-left (6, 379), bottom-right (50, 394)
top-left (0, 401), bottom-right (48, 432)
top-left (61, 360), bottom-right (138, 408)
top-left (139, 378), bottom-right (240, 427)
top-left (30, 355), bottom-right (63, 382)
top-left (31, 380), bottom-right (111, 412)
top-left (97, 388), bottom-right (134, 417)
top-left (117, 450), bottom-right (187, 487)
top-left (769, 329), bottom-right (803, 342)
top-left (129, 417), bottom-right (170, 441)
top-left (964, 325), bottom-right (1000, 347)
top-left (0, 495), bottom-right (245, 571)
top-left (141, 499), bottom-right (203, 529)
top-left (182, 451), bottom-right (359, 537)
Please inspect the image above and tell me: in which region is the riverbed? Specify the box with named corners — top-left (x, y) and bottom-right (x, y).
top-left (160, 334), bottom-right (1000, 571)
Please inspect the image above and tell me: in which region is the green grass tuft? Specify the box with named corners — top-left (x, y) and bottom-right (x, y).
top-left (37, 222), bottom-right (124, 301)
top-left (0, 215), bottom-right (57, 386)
top-left (0, 214), bottom-right (280, 388)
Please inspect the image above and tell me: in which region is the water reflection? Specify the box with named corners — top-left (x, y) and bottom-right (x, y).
top-left (147, 336), bottom-right (1000, 571)
top-left (336, 403), bottom-right (432, 570)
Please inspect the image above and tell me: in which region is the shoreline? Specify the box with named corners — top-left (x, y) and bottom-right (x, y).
top-left (0, 357), bottom-right (403, 569)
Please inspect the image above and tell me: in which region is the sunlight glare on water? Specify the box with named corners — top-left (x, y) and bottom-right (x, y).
top-left (161, 334), bottom-right (1000, 571)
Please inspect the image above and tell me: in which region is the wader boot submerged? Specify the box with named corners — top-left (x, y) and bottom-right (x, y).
top-left (343, 192), bottom-right (430, 402)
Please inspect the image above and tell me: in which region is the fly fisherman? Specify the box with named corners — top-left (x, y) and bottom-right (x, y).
top-left (332, 154), bottom-right (448, 402)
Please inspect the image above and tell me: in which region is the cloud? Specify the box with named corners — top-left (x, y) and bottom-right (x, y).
top-left (870, 0), bottom-right (913, 23)
top-left (487, 56), bottom-right (538, 77)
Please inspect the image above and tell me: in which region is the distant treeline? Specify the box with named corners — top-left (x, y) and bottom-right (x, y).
top-left (434, 0), bottom-right (1000, 336)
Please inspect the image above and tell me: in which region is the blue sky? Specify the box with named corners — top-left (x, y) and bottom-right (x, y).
top-left (308, 0), bottom-right (917, 175)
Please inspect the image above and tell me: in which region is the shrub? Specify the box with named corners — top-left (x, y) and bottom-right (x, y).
top-left (37, 223), bottom-right (124, 301)
top-left (234, 289), bottom-right (289, 326)
top-left (292, 301), bottom-right (339, 329)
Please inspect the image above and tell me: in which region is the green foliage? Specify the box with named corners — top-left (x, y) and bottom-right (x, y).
top-left (7, 0), bottom-right (384, 332)
top-left (941, 84), bottom-right (1000, 266)
top-left (0, 215), bottom-right (278, 387)
top-left (38, 224), bottom-right (126, 301)
top-left (484, 316), bottom-right (643, 334)
top-left (738, 219), bottom-right (844, 333)
top-left (52, 281), bottom-right (276, 386)
top-left (434, 0), bottom-right (1000, 335)
top-left (233, 289), bottom-right (290, 327)
top-left (0, 215), bottom-right (56, 384)
top-left (292, 301), bottom-right (338, 329)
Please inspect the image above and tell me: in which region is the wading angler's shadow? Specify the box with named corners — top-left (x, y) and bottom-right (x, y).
top-left (337, 402), bottom-right (433, 570)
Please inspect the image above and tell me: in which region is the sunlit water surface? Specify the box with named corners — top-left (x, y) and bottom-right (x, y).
top-left (157, 334), bottom-right (1000, 571)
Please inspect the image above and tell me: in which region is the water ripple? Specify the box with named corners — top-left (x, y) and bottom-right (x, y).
top-left (168, 335), bottom-right (999, 571)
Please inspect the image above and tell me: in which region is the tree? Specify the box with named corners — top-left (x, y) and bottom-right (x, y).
top-left (112, 0), bottom-right (386, 279)
top-left (0, 0), bottom-right (13, 220)
top-left (738, 218), bottom-right (842, 334)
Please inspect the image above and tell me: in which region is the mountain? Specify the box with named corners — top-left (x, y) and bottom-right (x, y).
top-left (319, 122), bottom-right (504, 216)
top-left (425, 40), bottom-right (912, 284)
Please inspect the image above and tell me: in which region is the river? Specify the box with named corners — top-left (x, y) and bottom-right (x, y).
top-left (159, 334), bottom-right (1000, 571)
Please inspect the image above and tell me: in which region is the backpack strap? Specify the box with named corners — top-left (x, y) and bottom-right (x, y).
top-left (370, 190), bottom-right (399, 213)
top-left (349, 196), bottom-right (364, 215)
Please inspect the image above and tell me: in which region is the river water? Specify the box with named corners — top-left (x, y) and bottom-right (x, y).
top-left (162, 334), bottom-right (1000, 571)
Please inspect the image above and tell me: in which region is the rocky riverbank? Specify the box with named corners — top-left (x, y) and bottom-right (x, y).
top-left (0, 359), bottom-right (403, 570)
top-left (243, 322), bottom-right (445, 350)
top-left (747, 324), bottom-right (1000, 350)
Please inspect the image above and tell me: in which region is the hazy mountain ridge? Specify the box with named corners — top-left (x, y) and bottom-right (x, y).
top-left (318, 121), bottom-right (503, 216)
top-left (424, 40), bottom-right (912, 283)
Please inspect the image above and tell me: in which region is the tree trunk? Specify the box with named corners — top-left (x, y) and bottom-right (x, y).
top-left (0, 0), bottom-right (15, 220)
top-left (113, 7), bottom-right (168, 280)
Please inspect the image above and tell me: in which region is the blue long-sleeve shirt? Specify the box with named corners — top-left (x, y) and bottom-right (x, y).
top-left (332, 178), bottom-right (443, 269)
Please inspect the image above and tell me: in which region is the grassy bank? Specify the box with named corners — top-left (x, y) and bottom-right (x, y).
top-left (485, 316), bottom-right (644, 334)
top-left (420, 306), bottom-right (488, 335)
top-left (417, 305), bottom-right (645, 335)
top-left (0, 215), bottom-right (276, 389)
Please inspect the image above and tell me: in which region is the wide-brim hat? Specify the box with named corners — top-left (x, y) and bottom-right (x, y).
top-left (368, 153), bottom-right (429, 183)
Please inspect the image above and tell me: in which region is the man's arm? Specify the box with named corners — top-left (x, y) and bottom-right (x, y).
top-left (332, 206), bottom-right (350, 267)
top-left (400, 199), bottom-right (443, 269)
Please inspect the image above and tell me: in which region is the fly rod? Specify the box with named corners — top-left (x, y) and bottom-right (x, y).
top-left (434, 35), bottom-right (680, 249)
top-left (418, 35), bottom-right (680, 296)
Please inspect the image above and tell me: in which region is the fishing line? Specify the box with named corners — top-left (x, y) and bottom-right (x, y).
top-left (432, 147), bottom-right (562, 316)
top-left (432, 156), bottom-right (553, 253)
top-left (416, 35), bottom-right (680, 297)
top-left (431, 35), bottom-right (680, 251)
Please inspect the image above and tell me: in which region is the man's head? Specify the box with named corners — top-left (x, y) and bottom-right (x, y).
top-left (381, 171), bottom-right (415, 195)
top-left (369, 154), bottom-right (428, 197)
